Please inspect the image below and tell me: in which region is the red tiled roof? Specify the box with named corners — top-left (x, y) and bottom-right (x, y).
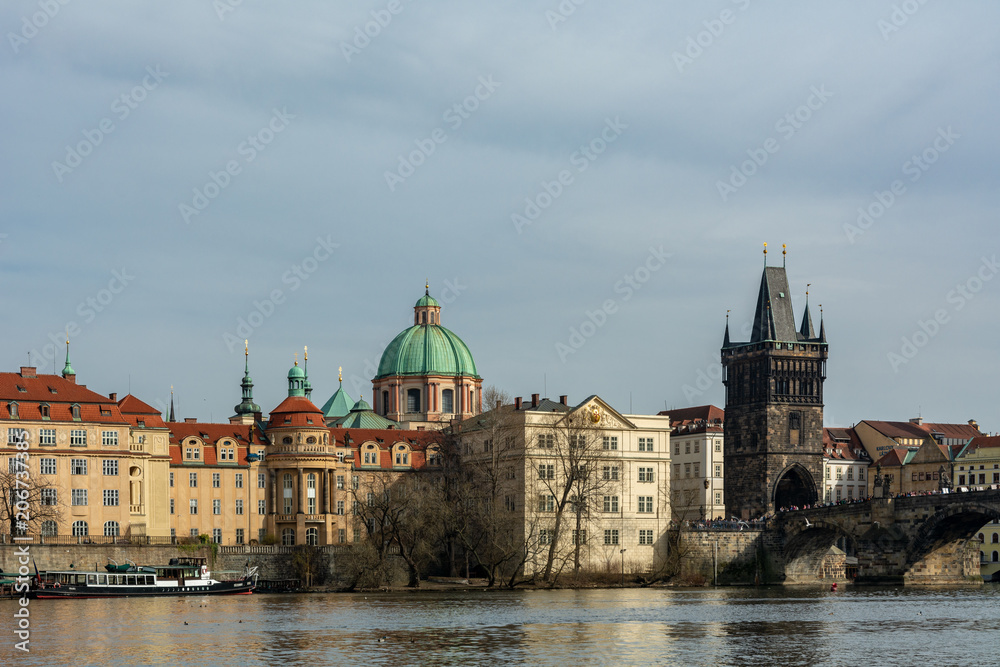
top-left (118, 394), bottom-right (167, 429)
top-left (875, 447), bottom-right (910, 467)
top-left (0, 370), bottom-right (128, 424)
top-left (333, 427), bottom-right (440, 471)
top-left (966, 435), bottom-right (1000, 451)
top-left (658, 405), bottom-right (724, 434)
top-left (861, 419), bottom-right (982, 441)
top-left (267, 396), bottom-right (325, 428)
top-left (167, 421), bottom-right (266, 466)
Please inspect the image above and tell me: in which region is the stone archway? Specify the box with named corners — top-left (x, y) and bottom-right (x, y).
top-left (902, 504), bottom-right (1000, 584)
top-left (773, 465), bottom-right (817, 510)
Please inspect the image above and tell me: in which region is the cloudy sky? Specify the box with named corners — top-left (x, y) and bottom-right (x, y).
top-left (2, 1), bottom-right (997, 430)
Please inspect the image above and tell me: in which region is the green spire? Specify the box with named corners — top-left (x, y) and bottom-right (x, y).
top-left (234, 339), bottom-right (261, 415)
top-left (287, 354), bottom-right (306, 397)
top-left (61, 336), bottom-right (75, 378)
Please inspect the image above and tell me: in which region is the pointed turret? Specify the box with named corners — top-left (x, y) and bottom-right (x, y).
top-left (62, 336), bottom-right (76, 383)
top-left (799, 286), bottom-right (816, 340)
top-left (169, 387), bottom-right (175, 422)
top-left (819, 306), bottom-right (826, 343)
top-left (723, 311), bottom-right (731, 347)
top-left (321, 366), bottom-right (353, 421)
top-left (234, 339), bottom-right (262, 419)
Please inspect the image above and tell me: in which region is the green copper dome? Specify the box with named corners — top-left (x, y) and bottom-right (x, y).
top-left (415, 293), bottom-right (440, 308)
top-left (288, 364), bottom-right (305, 379)
top-left (375, 324), bottom-right (480, 379)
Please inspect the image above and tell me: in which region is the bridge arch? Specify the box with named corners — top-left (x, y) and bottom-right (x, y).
top-left (901, 501), bottom-right (1000, 584)
top-left (772, 463), bottom-right (818, 510)
top-left (781, 518), bottom-right (856, 584)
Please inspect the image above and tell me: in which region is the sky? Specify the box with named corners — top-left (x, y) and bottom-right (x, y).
top-left (2, 1), bottom-right (997, 431)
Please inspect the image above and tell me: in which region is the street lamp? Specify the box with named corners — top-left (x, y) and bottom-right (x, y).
top-left (620, 548), bottom-right (627, 587)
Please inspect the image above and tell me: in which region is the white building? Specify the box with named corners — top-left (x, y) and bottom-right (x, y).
top-left (822, 428), bottom-right (872, 502)
top-left (659, 406), bottom-right (725, 520)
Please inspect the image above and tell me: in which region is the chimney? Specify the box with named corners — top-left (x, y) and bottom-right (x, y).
top-left (531, 393), bottom-right (539, 408)
top-left (559, 395), bottom-right (568, 405)
top-left (514, 397), bottom-right (522, 410)
top-left (20, 367), bottom-right (36, 379)
top-left (910, 417), bottom-right (923, 425)
top-left (969, 419), bottom-right (979, 429)
top-left (108, 392), bottom-right (117, 402)
top-left (495, 400), bottom-right (502, 411)
top-left (184, 417), bottom-right (197, 423)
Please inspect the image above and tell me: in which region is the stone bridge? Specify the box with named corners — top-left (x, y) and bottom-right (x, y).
top-left (770, 489), bottom-right (1000, 585)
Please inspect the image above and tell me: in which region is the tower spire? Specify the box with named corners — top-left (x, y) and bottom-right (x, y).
top-left (799, 283), bottom-right (816, 339)
top-left (234, 340), bottom-right (261, 417)
top-left (61, 333), bottom-right (75, 380)
top-left (303, 346), bottom-right (312, 400)
top-left (723, 310), bottom-right (731, 347)
top-left (782, 243), bottom-right (787, 268)
top-left (763, 242), bottom-right (768, 267)
top-left (169, 386), bottom-right (175, 422)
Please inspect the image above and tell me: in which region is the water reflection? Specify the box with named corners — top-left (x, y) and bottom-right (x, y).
top-left (4, 586), bottom-right (1000, 666)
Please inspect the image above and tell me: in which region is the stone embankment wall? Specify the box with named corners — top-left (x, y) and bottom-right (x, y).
top-left (678, 530), bottom-right (786, 584)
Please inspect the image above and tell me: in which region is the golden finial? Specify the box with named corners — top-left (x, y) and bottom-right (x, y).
top-left (304, 345), bottom-right (308, 361)
top-left (338, 366), bottom-right (343, 383)
top-left (294, 352), bottom-right (298, 366)
top-left (763, 242), bottom-right (767, 266)
top-left (806, 283), bottom-right (811, 298)
top-left (782, 243), bottom-right (787, 267)
top-left (244, 339), bottom-right (248, 356)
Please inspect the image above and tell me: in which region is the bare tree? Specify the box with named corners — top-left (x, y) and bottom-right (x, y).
top-left (446, 387), bottom-right (533, 587)
top-left (0, 430), bottom-right (61, 538)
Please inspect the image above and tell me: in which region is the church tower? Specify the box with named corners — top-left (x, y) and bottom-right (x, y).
top-left (721, 245), bottom-right (828, 518)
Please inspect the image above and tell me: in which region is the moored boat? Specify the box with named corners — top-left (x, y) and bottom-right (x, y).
top-left (31, 557), bottom-right (258, 599)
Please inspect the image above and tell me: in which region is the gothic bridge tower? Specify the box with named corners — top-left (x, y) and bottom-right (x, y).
top-left (722, 246), bottom-right (828, 519)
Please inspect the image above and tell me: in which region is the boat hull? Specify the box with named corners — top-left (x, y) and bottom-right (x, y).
top-left (31, 580), bottom-right (255, 599)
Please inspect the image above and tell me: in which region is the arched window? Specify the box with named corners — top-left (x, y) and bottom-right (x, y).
top-left (40, 520), bottom-right (58, 537)
top-left (8, 402), bottom-right (18, 419)
top-left (40, 403), bottom-right (50, 419)
top-left (407, 388), bottom-right (421, 413)
top-left (394, 445), bottom-right (410, 467)
top-left (71, 404), bottom-right (81, 420)
top-left (281, 528), bottom-right (295, 546)
top-left (72, 520), bottom-right (89, 537)
top-left (993, 533), bottom-right (998, 544)
top-left (979, 533), bottom-right (985, 543)
top-left (381, 391), bottom-right (389, 415)
top-left (305, 527), bottom-right (318, 546)
top-left (104, 521), bottom-right (120, 537)
top-left (994, 551), bottom-right (999, 563)
top-left (442, 389), bottom-right (454, 414)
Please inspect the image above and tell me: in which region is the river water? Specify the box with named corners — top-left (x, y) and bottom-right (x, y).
top-left (4, 586), bottom-right (999, 666)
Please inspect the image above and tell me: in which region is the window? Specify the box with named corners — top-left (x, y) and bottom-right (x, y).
top-left (539, 529), bottom-right (551, 545)
top-left (71, 459), bottom-right (87, 475)
top-left (103, 489), bottom-right (119, 506)
top-left (103, 459), bottom-right (119, 476)
top-left (674, 442), bottom-right (680, 455)
top-left (212, 473), bottom-right (221, 488)
top-left (336, 500), bottom-right (345, 515)
top-left (363, 449), bottom-right (378, 465)
top-left (442, 389), bottom-right (454, 413)
top-left (538, 434), bottom-right (554, 449)
top-left (185, 447), bottom-right (201, 460)
top-left (538, 495), bottom-right (555, 512)
top-left (858, 467), bottom-right (865, 480)
top-left (102, 431), bottom-right (119, 446)
top-left (190, 529), bottom-right (200, 539)
top-left (602, 436), bottom-right (618, 451)
top-left (236, 499), bottom-right (244, 515)
top-left (72, 489), bottom-right (87, 506)
top-left (170, 472), bottom-right (174, 487)
top-left (694, 441), bottom-right (700, 454)
top-left (638, 437), bottom-right (653, 452)
top-left (40, 488), bottom-right (56, 505)
top-left (189, 472), bottom-right (198, 488)
top-left (211, 529), bottom-right (221, 544)
top-left (258, 472), bottom-right (266, 488)
top-left (714, 491), bottom-right (722, 505)
top-left (41, 520), bottom-right (57, 536)
top-left (602, 466), bottom-right (620, 481)
top-left (638, 496), bottom-right (653, 513)
top-left (685, 442), bottom-right (690, 454)
top-left (306, 527), bottom-right (318, 546)
top-left (7, 457), bottom-right (22, 474)
top-left (352, 475), bottom-right (359, 490)
top-left (715, 440), bottom-right (722, 452)
top-left (836, 467), bottom-right (843, 480)
top-left (714, 464), bottom-right (722, 478)
top-left (406, 388), bottom-right (421, 412)
top-left (72, 520), bottom-right (89, 536)
top-left (170, 499), bottom-right (174, 514)
top-left (39, 428), bottom-right (56, 446)
top-left (826, 467), bottom-right (831, 479)
top-left (40, 458), bottom-right (56, 475)
top-left (213, 499), bottom-right (221, 515)
top-left (104, 521), bottom-right (120, 537)
top-left (40, 403), bottom-right (50, 419)
top-left (847, 467), bottom-right (854, 480)
top-left (835, 489), bottom-right (842, 502)
top-left (282, 528), bottom-right (295, 546)
top-left (8, 403), bottom-right (17, 420)
top-left (258, 500), bottom-right (266, 515)
top-left (639, 529), bottom-right (654, 545)
top-left (190, 499), bottom-right (198, 514)
top-left (395, 449), bottom-right (410, 466)
top-left (684, 463), bottom-right (691, 478)
top-left (693, 463), bottom-right (700, 477)
top-left (673, 463), bottom-right (680, 478)
top-left (307, 473), bottom-right (317, 514)
top-left (603, 529), bottom-right (619, 545)
top-left (336, 475), bottom-right (344, 490)
top-left (71, 405), bottom-right (81, 420)
top-left (504, 495), bottom-right (516, 512)
top-left (572, 529), bottom-right (587, 545)
top-left (538, 464), bottom-right (555, 480)
top-left (847, 487), bottom-right (854, 499)
top-left (70, 429), bottom-right (86, 446)
top-left (638, 467), bottom-right (654, 483)
top-left (233, 473), bottom-right (242, 489)
top-left (236, 529), bottom-right (244, 545)
top-left (603, 495), bottom-right (619, 513)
